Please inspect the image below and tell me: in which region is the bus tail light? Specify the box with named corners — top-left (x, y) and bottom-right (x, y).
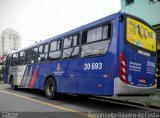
top-left (153, 78), bottom-right (157, 86)
top-left (119, 52), bottom-right (128, 84)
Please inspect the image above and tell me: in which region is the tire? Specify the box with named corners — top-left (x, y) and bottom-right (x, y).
top-left (45, 78), bottom-right (57, 99)
top-left (10, 77), bottom-right (18, 90)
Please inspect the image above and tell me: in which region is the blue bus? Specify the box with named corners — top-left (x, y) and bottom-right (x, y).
top-left (4, 12), bottom-right (157, 99)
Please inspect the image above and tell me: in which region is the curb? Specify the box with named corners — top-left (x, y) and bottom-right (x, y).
top-left (92, 96), bottom-right (160, 111)
top-left (149, 104), bottom-right (160, 110)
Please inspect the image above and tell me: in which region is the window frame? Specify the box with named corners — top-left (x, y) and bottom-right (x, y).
top-left (48, 39), bottom-right (62, 62)
top-left (124, 15), bottom-right (157, 57)
top-left (80, 22), bottom-right (112, 58)
top-left (26, 46), bottom-right (38, 64)
top-left (125, 0), bottom-right (134, 6)
top-left (44, 43), bottom-right (49, 53)
top-left (5, 54), bottom-right (11, 68)
top-left (38, 45), bottom-right (44, 54)
top-left (62, 34), bottom-right (80, 60)
top-left (8, 21), bottom-right (113, 64)
top-left (63, 36), bottom-right (72, 49)
top-left (18, 50), bottom-right (26, 65)
top-left (81, 23), bottom-right (112, 45)
top-left (38, 43), bottom-right (49, 63)
top-left (19, 51), bottom-right (25, 58)
top-left (11, 53), bottom-right (19, 66)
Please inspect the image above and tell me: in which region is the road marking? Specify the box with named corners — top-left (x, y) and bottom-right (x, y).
top-left (0, 90), bottom-right (88, 117)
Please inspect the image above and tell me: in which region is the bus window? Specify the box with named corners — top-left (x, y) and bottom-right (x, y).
top-left (57, 41), bottom-right (61, 50)
top-left (38, 44), bottom-right (49, 63)
top-left (50, 41), bottom-right (56, 51)
top-left (126, 17), bottom-right (156, 56)
top-left (49, 40), bottom-right (61, 61)
top-left (103, 25), bottom-right (111, 39)
top-left (63, 37), bottom-right (72, 48)
top-left (39, 45), bottom-right (43, 53)
top-left (73, 35), bottom-right (79, 46)
top-left (19, 51), bottom-right (25, 57)
top-left (11, 53), bottom-right (18, 66)
top-left (87, 27), bottom-right (103, 43)
top-left (44, 44), bottom-right (49, 53)
top-left (81, 24), bottom-right (111, 57)
top-left (33, 47), bottom-right (38, 53)
top-left (18, 50), bottom-right (26, 65)
top-left (26, 47), bottom-right (38, 64)
top-left (62, 34), bottom-right (79, 59)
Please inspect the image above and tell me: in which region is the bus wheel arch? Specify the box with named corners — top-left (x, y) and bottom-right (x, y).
top-left (44, 75), bottom-right (57, 99)
top-left (9, 75), bottom-right (13, 84)
top-left (9, 75), bottom-right (18, 90)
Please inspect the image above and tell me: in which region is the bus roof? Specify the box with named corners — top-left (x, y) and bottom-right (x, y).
top-left (11, 11), bottom-right (122, 54)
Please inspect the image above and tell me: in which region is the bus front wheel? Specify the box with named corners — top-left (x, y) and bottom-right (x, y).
top-left (10, 77), bottom-right (18, 90)
top-left (45, 78), bottom-right (57, 99)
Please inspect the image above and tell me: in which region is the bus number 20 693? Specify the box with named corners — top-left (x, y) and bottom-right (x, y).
top-left (84, 62), bottom-right (103, 70)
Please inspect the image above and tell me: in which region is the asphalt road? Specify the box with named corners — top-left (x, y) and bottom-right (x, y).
top-left (0, 84), bottom-right (159, 118)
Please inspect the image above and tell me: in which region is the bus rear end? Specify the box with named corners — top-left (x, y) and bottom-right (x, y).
top-left (114, 15), bottom-right (157, 95)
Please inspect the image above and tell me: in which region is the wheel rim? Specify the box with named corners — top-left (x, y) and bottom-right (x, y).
top-left (49, 83), bottom-right (54, 93)
top-left (10, 79), bottom-right (14, 88)
top-left (47, 82), bottom-right (54, 96)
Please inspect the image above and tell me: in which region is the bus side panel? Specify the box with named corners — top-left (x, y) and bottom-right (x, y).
top-left (42, 62), bottom-right (60, 91)
top-left (44, 61), bottom-right (78, 94)
top-left (3, 58), bottom-right (10, 84)
top-left (35, 63), bottom-right (48, 89)
top-left (77, 57), bottom-right (104, 95)
top-left (103, 18), bottom-right (119, 96)
top-left (58, 61), bottom-right (78, 94)
top-left (8, 66), bottom-right (18, 85)
top-left (4, 67), bottom-right (9, 84)
top-left (19, 64), bottom-right (37, 88)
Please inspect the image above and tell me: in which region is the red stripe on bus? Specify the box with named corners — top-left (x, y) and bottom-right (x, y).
top-left (29, 66), bottom-right (38, 88)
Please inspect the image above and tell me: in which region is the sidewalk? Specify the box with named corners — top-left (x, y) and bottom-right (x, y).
top-left (157, 89), bottom-right (160, 92)
top-left (112, 90), bottom-right (160, 109)
top-left (96, 89), bottom-right (160, 110)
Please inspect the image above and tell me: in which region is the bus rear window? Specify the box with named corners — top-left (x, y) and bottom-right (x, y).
top-left (126, 17), bottom-right (156, 52)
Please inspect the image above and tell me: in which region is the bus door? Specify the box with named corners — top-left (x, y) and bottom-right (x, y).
top-left (4, 55), bottom-right (11, 83)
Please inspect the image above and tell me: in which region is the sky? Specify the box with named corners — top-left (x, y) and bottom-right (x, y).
top-left (0, 0), bottom-right (121, 48)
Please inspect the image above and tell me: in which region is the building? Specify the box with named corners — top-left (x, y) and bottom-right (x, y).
top-left (0, 28), bottom-right (21, 56)
top-left (121, 0), bottom-right (160, 25)
top-left (121, 0), bottom-right (160, 43)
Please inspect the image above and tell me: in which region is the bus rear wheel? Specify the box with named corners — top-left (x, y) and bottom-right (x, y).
top-left (45, 78), bottom-right (57, 99)
top-left (10, 77), bottom-right (18, 90)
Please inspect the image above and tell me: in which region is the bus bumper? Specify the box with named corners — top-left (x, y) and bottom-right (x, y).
top-left (114, 77), bottom-right (157, 95)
